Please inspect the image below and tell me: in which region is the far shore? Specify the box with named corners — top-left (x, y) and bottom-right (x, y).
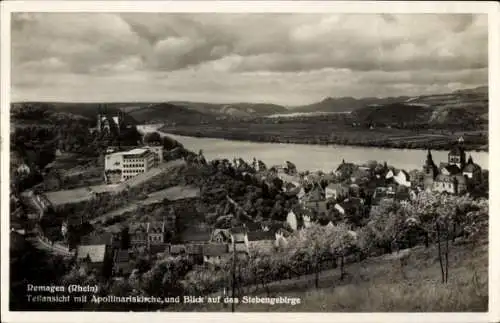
top-left (156, 126), bottom-right (489, 153)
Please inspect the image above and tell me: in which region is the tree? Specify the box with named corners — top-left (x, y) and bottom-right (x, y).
top-left (366, 199), bottom-right (406, 253)
top-left (120, 226), bottom-right (131, 249)
top-left (143, 132), bottom-right (162, 145)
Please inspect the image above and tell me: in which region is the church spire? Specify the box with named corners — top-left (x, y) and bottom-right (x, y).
top-left (426, 149), bottom-right (434, 164)
top-left (467, 155), bottom-right (474, 164)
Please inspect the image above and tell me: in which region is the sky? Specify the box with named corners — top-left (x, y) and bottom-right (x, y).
top-left (11, 13), bottom-right (488, 106)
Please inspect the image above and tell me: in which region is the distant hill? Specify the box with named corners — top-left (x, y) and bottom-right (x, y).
top-left (292, 96), bottom-right (411, 113)
top-left (125, 103), bottom-right (216, 124)
top-left (169, 101), bottom-right (288, 117)
top-left (291, 86), bottom-right (488, 115)
top-left (11, 102), bottom-right (139, 126)
top-left (350, 86), bottom-right (488, 127)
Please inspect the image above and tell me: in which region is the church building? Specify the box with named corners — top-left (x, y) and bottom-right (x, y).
top-left (90, 105), bottom-right (124, 135)
top-left (422, 137), bottom-right (482, 195)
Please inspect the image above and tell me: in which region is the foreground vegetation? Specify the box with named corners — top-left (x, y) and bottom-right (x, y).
top-left (177, 237), bottom-right (488, 312)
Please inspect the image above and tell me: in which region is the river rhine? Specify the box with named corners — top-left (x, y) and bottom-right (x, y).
top-left (137, 125), bottom-right (489, 172)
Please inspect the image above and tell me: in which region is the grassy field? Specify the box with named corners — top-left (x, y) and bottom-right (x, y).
top-left (90, 185), bottom-right (200, 225)
top-left (173, 238), bottom-right (488, 312)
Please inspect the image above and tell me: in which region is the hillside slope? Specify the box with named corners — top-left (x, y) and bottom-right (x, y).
top-left (175, 238), bottom-right (488, 312)
top-left (291, 86), bottom-right (488, 124)
top-left (11, 102), bottom-right (138, 126)
top-left (293, 96), bottom-right (411, 113)
top-left (351, 103), bottom-right (434, 125)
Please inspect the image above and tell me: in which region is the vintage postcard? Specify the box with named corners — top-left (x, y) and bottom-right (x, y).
top-left (1, 1), bottom-right (499, 323)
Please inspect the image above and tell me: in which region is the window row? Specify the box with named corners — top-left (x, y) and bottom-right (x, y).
top-left (123, 164), bottom-right (145, 168)
top-left (123, 169), bottom-right (145, 174)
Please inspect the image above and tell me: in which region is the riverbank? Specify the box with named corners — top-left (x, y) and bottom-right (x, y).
top-left (159, 125), bottom-right (488, 152)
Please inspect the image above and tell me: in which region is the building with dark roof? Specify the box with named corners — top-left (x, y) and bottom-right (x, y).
top-left (433, 174), bottom-right (467, 195)
top-left (76, 244), bottom-right (109, 274)
top-left (463, 155), bottom-right (482, 183)
top-left (301, 182), bottom-right (325, 203)
top-left (179, 228), bottom-right (212, 244)
top-left (147, 221), bottom-right (166, 245)
top-left (211, 228), bottom-right (232, 243)
top-left (129, 223), bottom-right (148, 247)
top-left (202, 243), bottom-right (229, 264)
top-left (113, 249), bottom-right (133, 276)
top-left (335, 160), bottom-right (358, 178)
top-left (448, 137), bottom-right (466, 169)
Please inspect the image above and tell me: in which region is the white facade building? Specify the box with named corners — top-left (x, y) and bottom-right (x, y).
top-left (143, 145), bottom-right (164, 164)
top-left (104, 148), bottom-right (158, 182)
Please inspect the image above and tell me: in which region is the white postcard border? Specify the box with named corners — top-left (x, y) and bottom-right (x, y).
top-left (1, 1), bottom-right (499, 323)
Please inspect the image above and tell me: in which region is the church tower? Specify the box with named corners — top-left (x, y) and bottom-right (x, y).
top-left (448, 136), bottom-right (466, 170)
top-left (423, 149), bottom-right (438, 190)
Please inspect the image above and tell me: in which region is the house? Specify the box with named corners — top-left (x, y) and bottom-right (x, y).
top-left (304, 200), bottom-right (329, 217)
top-left (448, 137), bottom-right (466, 169)
top-left (385, 169), bottom-right (395, 180)
top-left (211, 228), bottom-right (232, 243)
top-left (76, 244), bottom-right (108, 273)
top-left (408, 169), bottom-right (423, 185)
top-left (462, 156), bottom-right (482, 183)
top-left (229, 227), bottom-right (250, 254)
top-left (302, 183), bottom-right (325, 203)
top-left (334, 203), bottom-right (346, 215)
top-left (186, 244), bottom-right (205, 264)
top-left (247, 230), bottom-right (277, 252)
top-left (350, 168), bottom-right (371, 184)
top-left (286, 210), bottom-right (299, 231)
top-left (179, 228), bottom-right (212, 244)
top-left (393, 170), bottom-right (411, 187)
top-left (150, 243), bottom-right (169, 257)
top-left (334, 198), bottom-right (364, 219)
top-left (113, 249), bottom-right (133, 276)
top-left (148, 221), bottom-right (166, 245)
top-left (372, 186), bottom-right (397, 205)
top-left (16, 163), bottom-right (31, 175)
top-left (202, 244), bottom-right (229, 264)
top-left (129, 223), bottom-right (148, 247)
top-left (325, 183), bottom-right (349, 200)
top-left (284, 161), bottom-right (297, 175)
top-left (287, 207), bottom-right (313, 231)
top-left (282, 182), bottom-right (301, 196)
top-left (433, 174), bottom-right (467, 195)
top-left (169, 244), bottom-right (187, 256)
top-left (439, 163), bottom-right (462, 176)
top-left (335, 160), bottom-right (357, 178)
top-left (105, 169), bottom-right (122, 185)
top-left (80, 232), bottom-right (120, 249)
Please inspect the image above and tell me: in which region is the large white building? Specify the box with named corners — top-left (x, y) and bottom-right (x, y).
top-left (104, 147), bottom-right (162, 183)
top-left (143, 145), bottom-right (164, 164)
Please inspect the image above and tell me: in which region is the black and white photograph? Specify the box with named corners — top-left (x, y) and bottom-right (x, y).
top-left (1, 1), bottom-right (498, 321)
